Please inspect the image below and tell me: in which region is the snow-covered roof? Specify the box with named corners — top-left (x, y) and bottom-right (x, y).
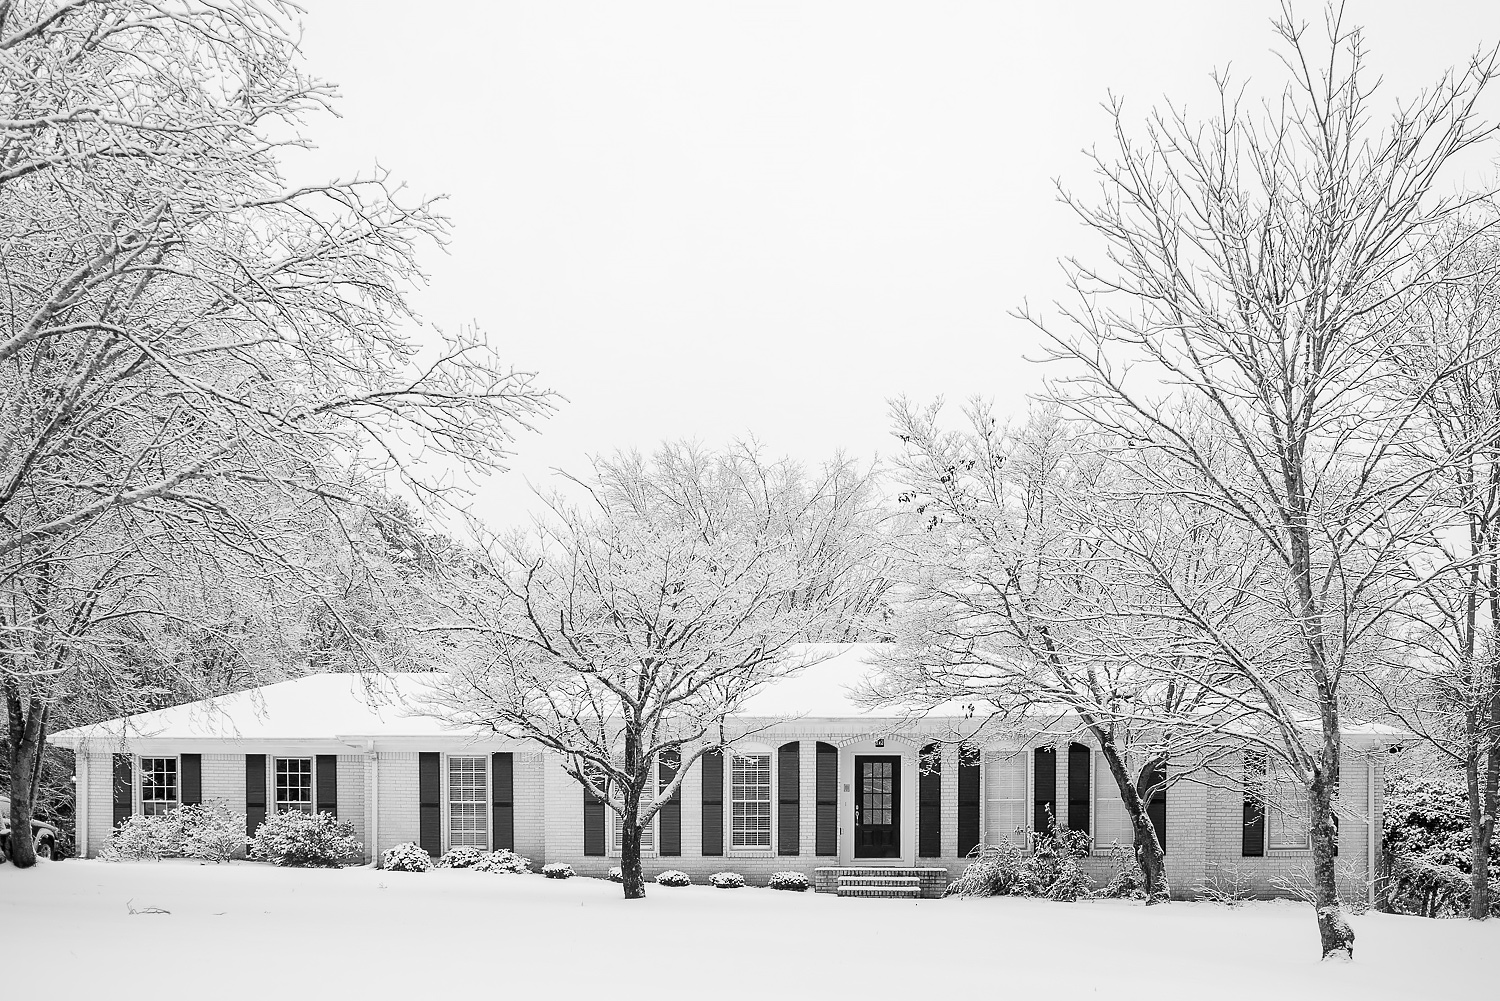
top-left (51, 673), bottom-right (458, 747)
top-left (737, 643), bottom-right (912, 719)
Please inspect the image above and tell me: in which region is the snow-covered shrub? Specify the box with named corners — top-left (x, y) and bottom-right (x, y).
top-left (471, 850), bottom-right (532, 874)
top-left (100, 801), bottom-right (246, 863)
top-left (1024, 821), bottom-right (1093, 900)
top-left (252, 810), bottom-right (363, 867)
top-left (607, 866), bottom-right (624, 883)
top-left (945, 842), bottom-right (1029, 898)
top-left (655, 869), bottom-right (691, 887)
top-left (709, 871), bottom-right (744, 889)
top-left (768, 871), bottom-right (810, 892)
top-left (1381, 770), bottom-right (1499, 917)
top-left (382, 842), bottom-right (432, 872)
top-left (436, 845), bottom-right (488, 869)
top-left (541, 862), bottom-right (574, 879)
top-left (1093, 842), bottom-right (1148, 900)
top-left (100, 814), bottom-right (169, 862)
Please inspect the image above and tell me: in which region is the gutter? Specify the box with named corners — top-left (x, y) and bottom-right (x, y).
top-left (1367, 754), bottom-right (1378, 907)
top-left (367, 740), bottom-right (380, 869)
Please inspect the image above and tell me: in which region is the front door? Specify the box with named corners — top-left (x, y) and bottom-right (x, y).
top-left (854, 755), bottom-right (901, 859)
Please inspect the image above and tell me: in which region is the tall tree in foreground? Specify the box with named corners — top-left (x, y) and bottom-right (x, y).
top-left (434, 444), bottom-right (882, 899)
top-left (1379, 222), bottom-right (1500, 919)
top-left (878, 401), bottom-right (1245, 902)
top-left (1028, 4), bottom-right (1498, 957)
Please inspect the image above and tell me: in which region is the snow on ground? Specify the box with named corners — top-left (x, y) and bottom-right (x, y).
top-left (3, 860), bottom-right (1494, 1000)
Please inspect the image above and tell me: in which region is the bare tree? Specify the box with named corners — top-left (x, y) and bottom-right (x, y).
top-left (878, 400), bottom-right (1245, 901)
top-left (1378, 221), bottom-right (1500, 919)
top-left (433, 444), bottom-right (881, 899)
top-left (1027, 4), bottom-right (1498, 957)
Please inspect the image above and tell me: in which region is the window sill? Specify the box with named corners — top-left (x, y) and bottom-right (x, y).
top-left (727, 850), bottom-right (774, 859)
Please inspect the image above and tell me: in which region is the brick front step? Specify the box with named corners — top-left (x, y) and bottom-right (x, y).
top-left (836, 885), bottom-right (921, 898)
top-left (814, 866), bottom-right (949, 898)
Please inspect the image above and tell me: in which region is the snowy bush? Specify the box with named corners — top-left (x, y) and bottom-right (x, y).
top-left (709, 871), bottom-right (744, 889)
top-left (471, 850), bottom-right (532, 874)
top-left (100, 814), bottom-right (169, 862)
top-left (607, 866), bottom-right (624, 883)
top-left (100, 801), bottom-right (246, 863)
top-left (252, 810), bottom-right (363, 867)
top-left (1093, 842), bottom-right (1148, 900)
top-left (945, 842), bottom-right (1029, 898)
top-left (382, 842), bottom-right (433, 872)
top-left (1191, 864), bottom-right (1254, 906)
top-left (436, 845), bottom-right (488, 869)
top-left (768, 871), bottom-right (810, 892)
top-left (541, 862), bottom-right (574, 879)
top-left (655, 869), bottom-right (691, 887)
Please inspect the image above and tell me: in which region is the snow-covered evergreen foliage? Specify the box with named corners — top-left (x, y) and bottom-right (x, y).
top-left (709, 871), bottom-right (744, 888)
top-left (252, 810), bottom-right (363, 867)
top-left (655, 869), bottom-right (691, 887)
top-left (436, 845), bottom-right (488, 869)
top-left (1381, 770), bottom-right (1500, 917)
top-left (382, 842), bottom-right (433, 872)
top-left (768, 871), bottom-right (810, 891)
top-left (1093, 842), bottom-right (1148, 900)
top-left (541, 863), bottom-right (574, 879)
top-left (470, 850), bottom-right (531, 874)
top-left (945, 826), bottom-right (1094, 899)
top-left (100, 801), bottom-right (245, 862)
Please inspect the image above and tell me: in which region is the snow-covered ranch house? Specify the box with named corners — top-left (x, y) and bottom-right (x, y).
top-left (52, 645), bottom-right (1401, 900)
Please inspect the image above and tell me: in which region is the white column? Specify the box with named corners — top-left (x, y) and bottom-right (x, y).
top-left (75, 751), bottom-right (90, 859)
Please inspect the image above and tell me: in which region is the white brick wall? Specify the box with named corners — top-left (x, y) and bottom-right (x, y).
top-left (514, 752), bottom-right (546, 863)
top-left (85, 751), bottom-right (113, 855)
top-left (336, 755), bottom-right (366, 856)
top-left (376, 751), bottom-right (419, 858)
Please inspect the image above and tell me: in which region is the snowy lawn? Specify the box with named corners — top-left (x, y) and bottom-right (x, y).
top-left (3, 860), bottom-right (1494, 1001)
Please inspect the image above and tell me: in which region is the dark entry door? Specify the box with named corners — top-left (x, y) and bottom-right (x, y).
top-left (854, 756), bottom-right (901, 858)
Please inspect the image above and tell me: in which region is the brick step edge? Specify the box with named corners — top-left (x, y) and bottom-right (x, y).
top-left (837, 876), bottom-right (922, 886)
top-left (836, 886), bottom-right (922, 898)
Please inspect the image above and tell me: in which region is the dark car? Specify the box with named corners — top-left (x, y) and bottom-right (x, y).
top-left (0, 794), bottom-right (59, 862)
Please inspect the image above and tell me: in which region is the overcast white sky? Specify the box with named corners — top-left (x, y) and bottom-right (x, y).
top-left (284, 1), bottom-right (1498, 523)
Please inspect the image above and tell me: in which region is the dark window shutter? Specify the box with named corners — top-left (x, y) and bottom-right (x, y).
top-left (245, 754), bottom-right (266, 840)
top-left (1068, 743), bottom-right (1091, 836)
top-left (112, 754), bottom-right (133, 828)
top-left (1242, 752), bottom-right (1265, 857)
top-left (1033, 746), bottom-right (1057, 834)
top-left (778, 742), bottom-right (800, 856)
top-left (815, 741), bottom-right (838, 856)
top-left (958, 743), bottom-right (981, 857)
top-left (918, 743), bottom-right (942, 858)
top-left (1143, 762), bottom-right (1166, 854)
top-left (1332, 812), bottom-right (1339, 857)
top-left (418, 752), bottom-right (441, 856)
top-left (583, 768), bottom-right (606, 857)
top-left (179, 754), bottom-right (202, 807)
top-left (658, 749), bottom-right (681, 857)
top-left (316, 755), bottom-right (338, 817)
top-left (492, 753), bottom-right (514, 850)
top-left (701, 749), bottom-right (724, 857)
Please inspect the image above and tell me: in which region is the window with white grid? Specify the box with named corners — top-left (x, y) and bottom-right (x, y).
top-left (731, 753), bottom-right (772, 849)
top-left (448, 756), bottom-right (488, 848)
top-left (275, 758), bottom-right (314, 814)
top-left (612, 804), bottom-right (655, 853)
top-left (140, 758), bottom-right (177, 816)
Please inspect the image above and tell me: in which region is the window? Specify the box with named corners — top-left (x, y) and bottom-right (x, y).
top-left (1243, 751), bottom-right (1310, 850)
top-left (448, 755), bottom-right (488, 848)
top-left (1067, 743), bottom-right (1091, 836)
top-left (1033, 746), bottom-right (1057, 834)
top-left (731, 753), bottom-right (772, 850)
top-left (275, 758), bottom-right (314, 814)
top-left (140, 757), bottom-right (177, 816)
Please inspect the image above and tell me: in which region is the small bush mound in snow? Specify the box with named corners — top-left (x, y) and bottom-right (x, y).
top-left (607, 866), bottom-right (624, 883)
top-left (655, 869), bottom-right (691, 887)
top-left (946, 819), bottom-right (1094, 900)
top-left (252, 810), bottom-right (363, 868)
top-left (470, 850), bottom-right (532, 874)
top-left (436, 845), bottom-right (488, 869)
top-left (1093, 842), bottom-right (1149, 901)
top-left (541, 863), bottom-right (574, 879)
top-left (101, 801), bottom-right (245, 863)
top-left (709, 871), bottom-right (744, 889)
top-left (382, 842), bottom-right (433, 872)
top-left (768, 871), bottom-right (809, 892)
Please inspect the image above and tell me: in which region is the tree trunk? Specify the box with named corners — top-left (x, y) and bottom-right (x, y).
top-left (5, 690), bottom-right (48, 869)
top-left (1094, 734), bottom-right (1169, 903)
top-left (1469, 738), bottom-right (1499, 919)
top-left (1309, 763), bottom-right (1354, 959)
top-left (620, 804), bottom-right (647, 899)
